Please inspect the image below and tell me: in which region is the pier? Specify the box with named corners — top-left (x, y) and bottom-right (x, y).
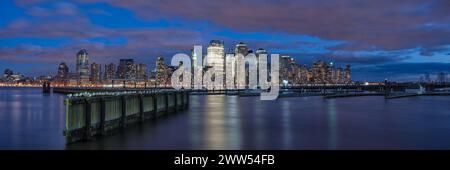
top-left (63, 90), bottom-right (189, 144)
top-left (324, 92), bottom-right (385, 99)
top-left (42, 82), bottom-right (51, 93)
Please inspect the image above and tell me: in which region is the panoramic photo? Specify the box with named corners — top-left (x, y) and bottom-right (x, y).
top-left (0, 0), bottom-right (449, 168)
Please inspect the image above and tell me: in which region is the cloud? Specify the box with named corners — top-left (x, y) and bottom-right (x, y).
top-left (0, 1), bottom-right (207, 66)
top-left (321, 55), bottom-right (411, 65)
top-left (420, 45), bottom-right (450, 56)
top-left (0, 27), bottom-right (204, 62)
top-left (2, 0), bottom-right (450, 78)
top-left (87, 0), bottom-right (450, 51)
top-left (352, 62), bottom-right (450, 81)
top-left (26, 2), bottom-right (79, 17)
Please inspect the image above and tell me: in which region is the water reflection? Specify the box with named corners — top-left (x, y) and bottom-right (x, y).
top-left (0, 88), bottom-right (66, 149)
top-left (204, 95), bottom-right (225, 149)
top-left (225, 96), bottom-right (241, 149)
top-left (252, 97), bottom-right (265, 148)
top-left (2, 88), bottom-right (450, 149)
top-left (327, 99), bottom-right (338, 149)
top-left (281, 100), bottom-right (292, 149)
top-left (188, 95), bottom-right (202, 149)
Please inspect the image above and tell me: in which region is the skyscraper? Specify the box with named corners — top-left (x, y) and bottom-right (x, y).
top-left (104, 63), bottom-right (116, 80)
top-left (90, 62), bottom-right (101, 82)
top-left (280, 55), bottom-right (292, 83)
top-left (235, 42), bottom-right (249, 57)
top-left (117, 59), bottom-right (135, 79)
top-left (336, 67), bottom-right (343, 83)
top-left (136, 63), bottom-right (148, 80)
top-left (255, 48), bottom-right (267, 85)
top-left (312, 60), bottom-right (330, 83)
top-left (191, 48), bottom-right (201, 87)
top-left (191, 48), bottom-right (199, 69)
top-left (344, 65), bottom-right (351, 83)
top-left (156, 56), bottom-right (171, 85)
top-left (206, 40), bottom-right (225, 69)
top-left (225, 50), bottom-right (236, 87)
top-left (76, 49), bottom-right (89, 80)
top-left (206, 40), bottom-right (225, 87)
top-left (57, 62), bottom-right (69, 80)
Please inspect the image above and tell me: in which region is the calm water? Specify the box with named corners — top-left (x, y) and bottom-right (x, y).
top-left (1, 87), bottom-right (450, 150)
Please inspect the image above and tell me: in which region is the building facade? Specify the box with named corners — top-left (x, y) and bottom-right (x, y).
top-left (90, 62), bottom-right (101, 83)
top-left (206, 40), bottom-right (225, 88)
top-left (117, 59), bottom-right (136, 80)
top-left (136, 63), bottom-right (148, 80)
top-left (57, 62), bottom-right (69, 81)
top-left (104, 63), bottom-right (116, 80)
top-left (76, 49), bottom-right (89, 80)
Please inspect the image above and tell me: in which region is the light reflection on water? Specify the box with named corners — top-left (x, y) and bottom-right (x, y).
top-left (0, 88), bottom-right (66, 149)
top-left (226, 96), bottom-right (241, 150)
top-left (281, 100), bottom-right (292, 149)
top-left (327, 99), bottom-right (338, 149)
top-left (2, 88), bottom-right (450, 149)
top-left (205, 95), bottom-right (225, 149)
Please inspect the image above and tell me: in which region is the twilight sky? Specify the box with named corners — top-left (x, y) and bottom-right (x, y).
top-left (1, 0), bottom-right (449, 81)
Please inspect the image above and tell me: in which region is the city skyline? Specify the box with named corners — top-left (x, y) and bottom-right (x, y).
top-left (1, 0), bottom-right (450, 81)
top-left (2, 43), bottom-right (448, 85)
top-left (2, 45), bottom-right (359, 86)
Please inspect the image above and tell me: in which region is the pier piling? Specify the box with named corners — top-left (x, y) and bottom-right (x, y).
top-left (64, 90), bottom-right (189, 144)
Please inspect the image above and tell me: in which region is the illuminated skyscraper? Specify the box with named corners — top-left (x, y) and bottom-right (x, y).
top-left (90, 62), bottom-right (101, 83)
top-left (206, 40), bottom-right (225, 69)
top-left (104, 63), bottom-right (116, 80)
top-left (225, 50), bottom-right (236, 87)
top-left (117, 59), bottom-right (136, 79)
top-left (136, 63), bottom-right (148, 80)
top-left (76, 49), bottom-right (89, 80)
top-left (156, 56), bottom-right (172, 86)
top-left (344, 64), bottom-right (351, 83)
top-left (206, 40), bottom-right (225, 87)
top-left (57, 62), bottom-right (69, 80)
top-left (235, 42), bottom-right (249, 57)
top-left (255, 48), bottom-right (267, 86)
top-left (191, 48), bottom-right (199, 69)
top-left (280, 55), bottom-right (292, 84)
top-left (233, 42), bottom-right (251, 88)
top-left (336, 67), bottom-right (343, 83)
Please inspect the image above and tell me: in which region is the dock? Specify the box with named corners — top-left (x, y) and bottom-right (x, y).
top-left (324, 93), bottom-right (384, 99)
top-left (63, 90), bottom-right (189, 144)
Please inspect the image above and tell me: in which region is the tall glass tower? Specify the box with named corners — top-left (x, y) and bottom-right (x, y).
top-left (206, 40), bottom-right (225, 74)
top-left (76, 49), bottom-right (89, 79)
top-left (206, 40), bottom-right (225, 88)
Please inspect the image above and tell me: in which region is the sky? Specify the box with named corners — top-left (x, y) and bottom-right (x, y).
top-left (0, 0), bottom-right (449, 82)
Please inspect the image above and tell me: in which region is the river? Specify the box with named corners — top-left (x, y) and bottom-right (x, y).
top-left (1, 87), bottom-right (450, 149)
